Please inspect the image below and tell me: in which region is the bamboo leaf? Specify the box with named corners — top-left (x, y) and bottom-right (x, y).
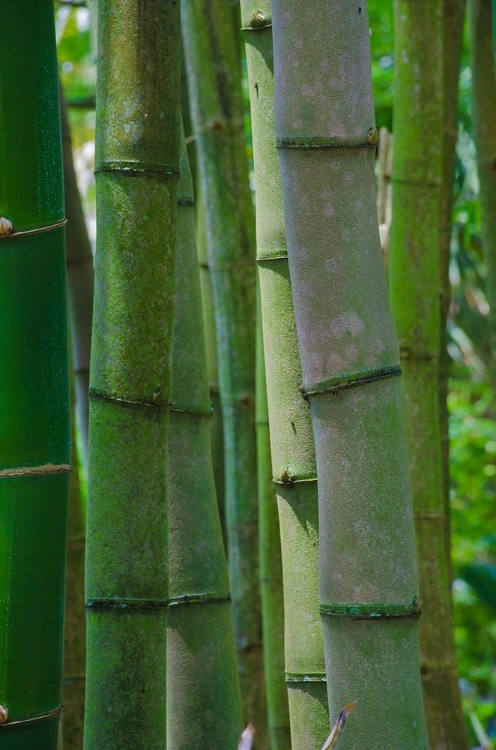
top-left (321, 703), bottom-right (356, 750)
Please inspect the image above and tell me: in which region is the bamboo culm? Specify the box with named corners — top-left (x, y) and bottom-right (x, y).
top-left (256, 306), bottom-right (290, 749)
top-left (241, 3), bottom-right (329, 748)
top-left (60, 84), bottom-right (94, 469)
top-left (0, 3), bottom-right (70, 747)
top-left (470, 0), bottom-right (496, 383)
top-left (271, 2), bottom-right (429, 747)
top-left (389, 3), bottom-right (469, 747)
top-left (182, 0), bottom-right (266, 736)
top-left (166, 132), bottom-right (244, 749)
top-left (84, 2), bottom-right (181, 748)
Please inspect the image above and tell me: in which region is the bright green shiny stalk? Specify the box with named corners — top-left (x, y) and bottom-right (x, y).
top-left (84, 2), bottom-right (180, 748)
top-left (182, 0), bottom-right (265, 735)
top-left (390, 4), bottom-right (469, 747)
top-left (197, 190), bottom-right (226, 544)
top-left (271, 2), bottom-right (429, 747)
top-left (470, 0), bottom-right (496, 381)
top-left (0, 2), bottom-right (70, 748)
top-left (61, 381), bottom-right (86, 750)
top-left (256, 309), bottom-right (290, 750)
top-left (241, 5), bottom-right (329, 748)
top-left (167, 134), bottom-right (243, 750)
top-left (60, 84), bottom-right (94, 469)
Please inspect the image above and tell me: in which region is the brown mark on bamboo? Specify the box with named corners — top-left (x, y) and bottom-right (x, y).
top-left (0, 705), bottom-right (8, 725)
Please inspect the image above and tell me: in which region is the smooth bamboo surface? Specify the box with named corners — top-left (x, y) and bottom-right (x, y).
top-left (0, 3), bottom-right (70, 748)
top-left (241, 3), bottom-right (329, 747)
top-left (166, 135), bottom-right (243, 750)
top-left (271, 2), bottom-right (429, 747)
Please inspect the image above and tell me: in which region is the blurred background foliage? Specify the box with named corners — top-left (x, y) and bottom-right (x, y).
top-left (56, 0), bottom-right (496, 743)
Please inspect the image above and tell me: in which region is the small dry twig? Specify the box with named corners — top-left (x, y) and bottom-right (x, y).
top-left (321, 702), bottom-right (356, 750)
top-left (238, 724), bottom-right (256, 750)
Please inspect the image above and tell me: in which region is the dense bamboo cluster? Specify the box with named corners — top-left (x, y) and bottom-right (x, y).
top-left (2, 2), bottom-right (493, 749)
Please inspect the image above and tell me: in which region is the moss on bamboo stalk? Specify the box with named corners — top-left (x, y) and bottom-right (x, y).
top-left (241, 3), bottom-right (329, 747)
top-left (271, 2), bottom-right (429, 747)
top-left (390, 3), bottom-right (469, 747)
top-left (166, 135), bottom-right (243, 750)
top-left (470, 0), bottom-right (496, 382)
top-left (84, 2), bottom-right (180, 748)
top-left (0, 3), bottom-right (70, 747)
top-left (182, 0), bottom-right (265, 736)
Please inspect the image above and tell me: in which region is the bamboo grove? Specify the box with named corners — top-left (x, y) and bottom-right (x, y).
top-left (0, 1), bottom-right (494, 749)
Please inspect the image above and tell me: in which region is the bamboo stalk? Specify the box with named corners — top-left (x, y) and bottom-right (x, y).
top-left (389, 3), bottom-right (468, 747)
top-left (241, 4), bottom-right (329, 748)
top-left (256, 308), bottom-right (290, 749)
top-left (0, 2), bottom-right (70, 747)
top-left (60, 83), bottom-right (94, 469)
top-left (166, 133), bottom-right (244, 749)
top-left (84, 2), bottom-right (180, 748)
top-left (470, 0), bottom-right (496, 383)
top-left (182, 0), bottom-right (265, 736)
top-left (271, 2), bottom-right (429, 746)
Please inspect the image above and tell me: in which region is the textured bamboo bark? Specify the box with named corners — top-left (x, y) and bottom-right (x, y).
top-left (440, 0), bottom-right (466, 572)
top-left (167, 135), bottom-right (243, 749)
top-left (271, 3), bottom-right (429, 748)
top-left (61, 382), bottom-right (86, 750)
top-left (182, 0), bottom-right (265, 736)
top-left (0, 3), bottom-right (70, 748)
top-left (389, 3), bottom-right (468, 749)
top-left (256, 311), bottom-right (290, 750)
top-left (197, 191), bottom-right (226, 544)
top-left (242, 5), bottom-right (329, 748)
top-left (84, 3), bottom-right (180, 749)
top-left (470, 0), bottom-right (496, 381)
top-left (60, 85), bottom-right (94, 468)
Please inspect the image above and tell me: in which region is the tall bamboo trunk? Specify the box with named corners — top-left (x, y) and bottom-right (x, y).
top-left (60, 85), bottom-right (94, 469)
top-left (166, 133), bottom-right (244, 749)
top-left (256, 310), bottom-right (290, 749)
top-left (0, 3), bottom-right (70, 747)
top-left (271, 3), bottom-right (429, 747)
top-left (470, 0), bottom-right (496, 382)
top-left (389, 4), bottom-right (468, 748)
top-left (84, 3), bottom-right (180, 748)
top-left (61, 380), bottom-right (86, 750)
top-left (242, 4), bottom-right (329, 748)
top-left (182, 0), bottom-right (265, 735)
top-left (440, 0), bottom-right (466, 573)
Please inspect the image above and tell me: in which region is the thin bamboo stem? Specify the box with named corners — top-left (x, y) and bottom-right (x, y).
top-left (84, 2), bottom-right (181, 748)
top-left (271, 2), bottom-right (429, 746)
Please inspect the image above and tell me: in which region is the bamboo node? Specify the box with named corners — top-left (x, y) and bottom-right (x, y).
top-left (0, 705), bottom-right (8, 725)
top-left (366, 126), bottom-right (379, 145)
top-left (0, 218), bottom-right (13, 237)
top-left (250, 11), bottom-right (267, 27)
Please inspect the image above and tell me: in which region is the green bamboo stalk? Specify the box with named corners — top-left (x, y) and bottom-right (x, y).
top-left (60, 83), bottom-right (94, 469)
top-left (439, 0), bottom-right (466, 577)
top-left (256, 307), bottom-right (290, 749)
top-left (470, 0), bottom-right (496, 381)
top-left (390, 4), bottom-right (469, 747)
top-left (271, 3), bottom-right (429, 747)
top-left (61, 378), bottom-right (86, 750)
top-left (84, 2), bottom-right (180, 748)
top-left (0, 3), bottom-right (70, 748)
top-left (166, 133), bottom-right (243, 749)
top-left (241, 5), bottom-right (329, 748)
top-left (182, 0), bottom-right (266, 736)
top-left (197, 190), bottom-right (226, 545)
